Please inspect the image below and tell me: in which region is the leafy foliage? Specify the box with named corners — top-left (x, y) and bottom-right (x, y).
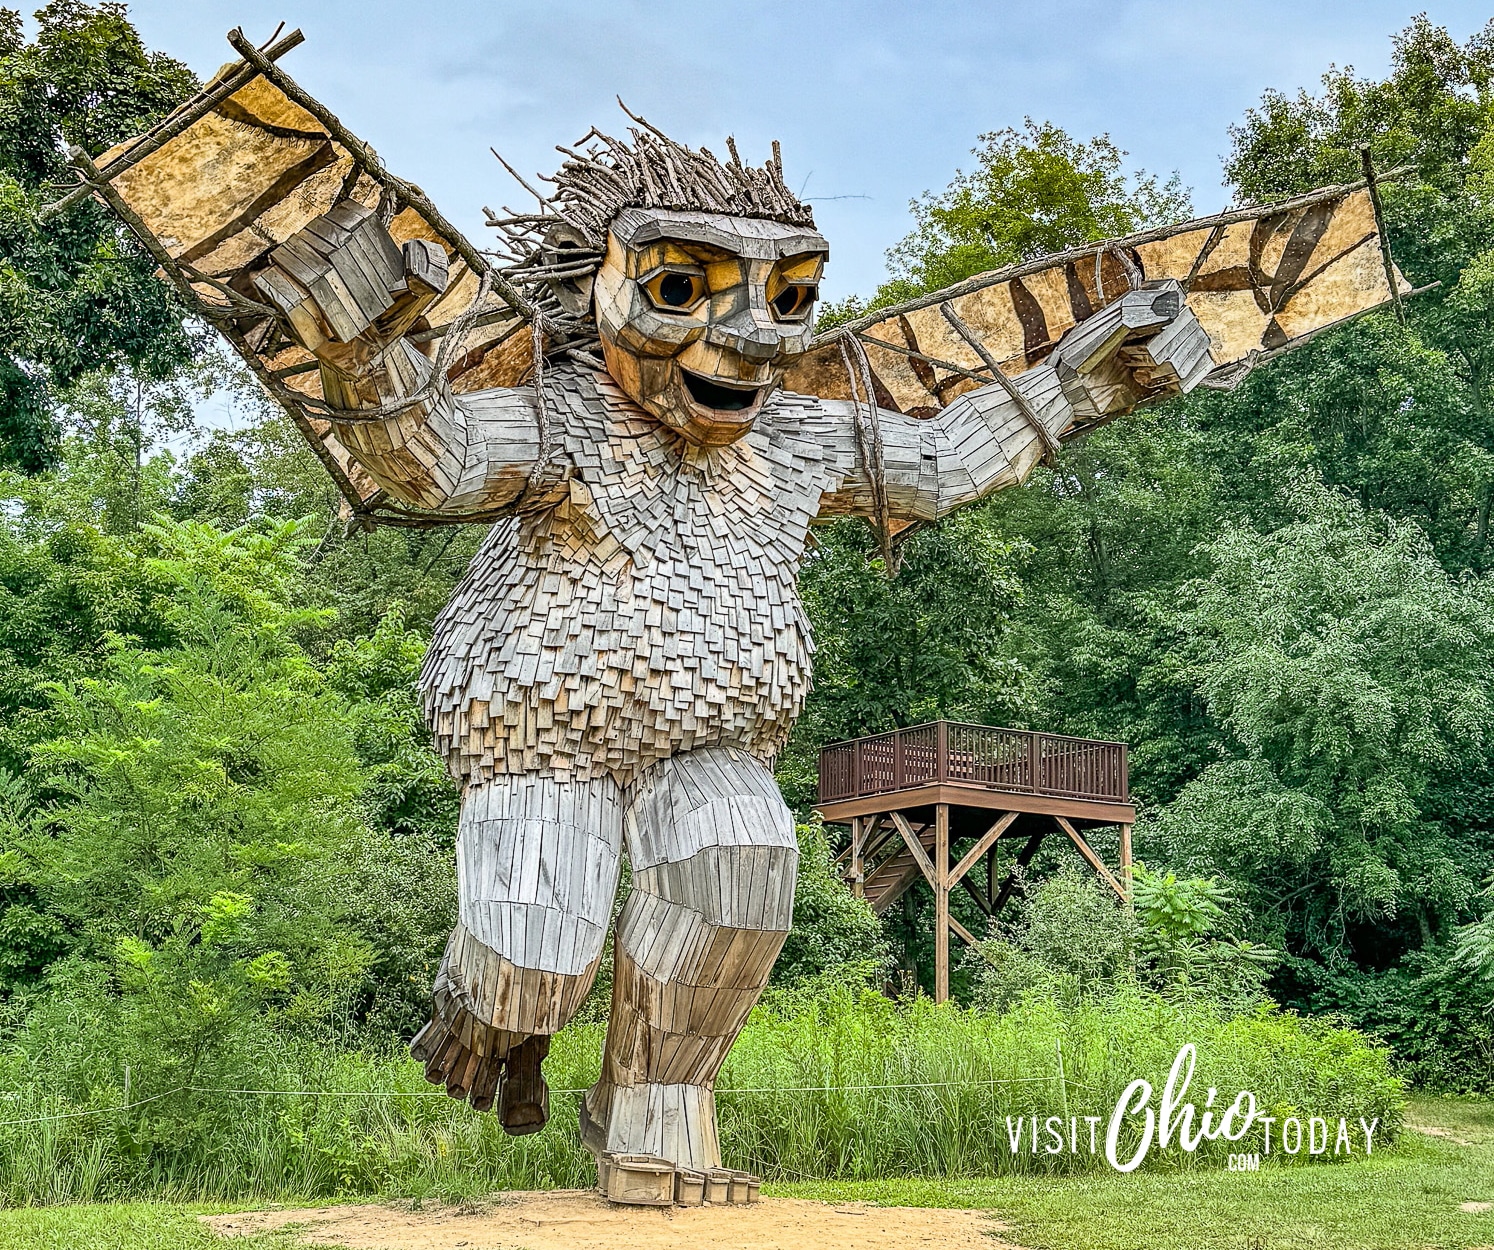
top-left (0, 1), bottom-right (204, 470)
top-left (772, 822), bottom-right (891, 989)
top-left (818, 120), bottom-right (1190, 329)
top-left (798, 15), bottom-right (1494, 1086)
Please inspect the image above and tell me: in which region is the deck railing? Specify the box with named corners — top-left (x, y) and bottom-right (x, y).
top-left (817, 721), bottom-right (1129, 805)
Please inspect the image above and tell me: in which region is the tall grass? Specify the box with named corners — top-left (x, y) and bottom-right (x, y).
top-left (0, 988), bottom-right (1403, 1205)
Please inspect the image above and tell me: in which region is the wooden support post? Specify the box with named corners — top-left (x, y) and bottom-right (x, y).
top-left (850, 817), bottom-right (865, 900)
top-left (1120, 823), bottom-right (1133, 901)
top-left (935, 803), bottom-right (950, 1004)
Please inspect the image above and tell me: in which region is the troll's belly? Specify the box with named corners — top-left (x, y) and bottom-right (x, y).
top-left (420, 516), bottom-right (813, 784)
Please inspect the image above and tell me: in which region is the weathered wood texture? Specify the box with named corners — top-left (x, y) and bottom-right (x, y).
top-left (77, 40), bottom-right (531, 524)
top-left (78, 35), bottom-right (1407, 527)
top-left (785, 182), bottom-right (1413, 425)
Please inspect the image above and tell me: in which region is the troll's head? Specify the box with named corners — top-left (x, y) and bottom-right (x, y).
top-left (492, 113), bottom-right (827, 447)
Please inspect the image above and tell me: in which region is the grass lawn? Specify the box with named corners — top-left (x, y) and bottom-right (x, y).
top-left (783, 1095), bottom-right (1494, 1250)
top-left (0, 1204), bottom-right (282, 1250)
top-left (1, 1096), bottom-right (1489, 1250)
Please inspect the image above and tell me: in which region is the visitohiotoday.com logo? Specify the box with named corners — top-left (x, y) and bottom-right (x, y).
top-left (1001, 1045), bottom-right (1381, 1173)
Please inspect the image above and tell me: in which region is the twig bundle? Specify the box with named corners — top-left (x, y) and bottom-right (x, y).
top-left (486, 102), bottom-right (814, 337)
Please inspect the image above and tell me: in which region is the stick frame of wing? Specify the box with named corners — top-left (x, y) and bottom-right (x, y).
top-left (47, 27), bottom-right (535, 529)
top-left (785, 165), bottom-right (1430, 441)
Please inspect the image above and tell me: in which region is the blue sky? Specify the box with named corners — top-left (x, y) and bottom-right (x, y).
top-left (109, 1), bottom-right (1494, 305)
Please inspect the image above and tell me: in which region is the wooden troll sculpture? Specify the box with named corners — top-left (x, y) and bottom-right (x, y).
top-left (65, 27), bottom-right (1408, 1200)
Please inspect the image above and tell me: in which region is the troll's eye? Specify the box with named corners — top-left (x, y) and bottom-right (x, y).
top-left (643, 268), bottom-right (706, 313)
top-left (771, 283), bottom-right (818, 320)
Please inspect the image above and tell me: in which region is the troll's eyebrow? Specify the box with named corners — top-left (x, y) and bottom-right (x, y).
top-left (612, 206), bottom-right (829, 262)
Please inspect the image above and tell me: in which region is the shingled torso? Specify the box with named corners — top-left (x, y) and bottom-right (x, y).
top-left (420, 365), bottom-right (850, 785)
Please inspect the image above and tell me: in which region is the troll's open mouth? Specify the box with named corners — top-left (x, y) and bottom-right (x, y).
top-left (681, 368), bottom-right (761, 413)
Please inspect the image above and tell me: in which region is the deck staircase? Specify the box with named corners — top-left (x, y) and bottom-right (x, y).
top-left (845, 819), bottom-right (935, 915)
top-left (863, 843), bottom-right (924, 913)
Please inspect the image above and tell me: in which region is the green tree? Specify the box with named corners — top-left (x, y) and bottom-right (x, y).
top-left (1150, 482), bottom-right (1494, 950)
top-left (772, 823), bottom-right (891, 988)
top-left (819, 119), bottom-right (1190, 328)
top-left (779, 508), bottom-right (1032, 810)
top-left (1224, 16), bottom-right (1494, 574)
top-left (0, 1), bottom-right (202, 471)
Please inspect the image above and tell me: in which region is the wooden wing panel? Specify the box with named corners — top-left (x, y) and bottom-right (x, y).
top-left (76, 35), bottom-right (530, 521)
top-left (787, 185), bottom-right (1411, 430)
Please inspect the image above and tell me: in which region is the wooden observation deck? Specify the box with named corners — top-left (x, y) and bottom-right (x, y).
top-left (816, 721), bottom-right (1135, 1003)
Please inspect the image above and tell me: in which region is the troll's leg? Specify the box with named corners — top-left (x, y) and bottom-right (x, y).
top-left (583, 746), bottom-right (797, 1169)
top-left (411, 772), bottom-right (622, 1129)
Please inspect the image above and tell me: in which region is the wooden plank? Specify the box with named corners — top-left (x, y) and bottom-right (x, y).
top-left (1055, 816), bottom-right (1127, 901)
top-left (947, 810), bottom-right (1018, 888)
top-left (817, 782), bottom-right (1137, 826)
top-left (889, 811), bottom-right (937, 888)
top-left (948, 912), bottom-right (982, 949)
top-left (934, 803), bottom-right (950, 1005)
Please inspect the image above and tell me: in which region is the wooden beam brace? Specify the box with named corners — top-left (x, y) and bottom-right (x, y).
top-left (957, 871), bottom-right (993, 916)
top-left (889, 811), bottom-right (938, 888)
top-left (991, 830), bottom-right (1047, 917)
top-left (948, 810), bottom-right (1019, 888)
top-left (1055, 816), bottom-right (1127, 901)
top-left (948, 913), bottom-right (982, 949)
top-left (861, 814), bottom-right (904, 866)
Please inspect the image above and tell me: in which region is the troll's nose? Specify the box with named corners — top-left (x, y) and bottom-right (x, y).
top-left (705, 307), bottom-right (783, 362)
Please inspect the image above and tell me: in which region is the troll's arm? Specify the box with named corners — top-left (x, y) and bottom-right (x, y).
top-left (814, 283), bottom-right (1213, 524)
top-left (254, 203), bottom-right (544, 513)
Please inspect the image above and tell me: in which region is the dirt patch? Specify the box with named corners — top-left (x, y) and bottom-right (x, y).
top-left (1410, 1123), bottom-right (1474, 1146)
top-left (1460, 1200), bottom-right (1492, 1214)
top-left (204, 1190), bottom-right (1020, 1250)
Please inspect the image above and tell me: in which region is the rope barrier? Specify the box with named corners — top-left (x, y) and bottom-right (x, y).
top-left (0, 1074), bottom-right (1092, 1128)
top-left (0, 1086), bottom-right (183, 1128)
